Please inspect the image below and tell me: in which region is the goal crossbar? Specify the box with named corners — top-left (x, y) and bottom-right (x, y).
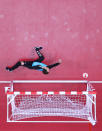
top-left (7, 91), bottom-right (96, 95)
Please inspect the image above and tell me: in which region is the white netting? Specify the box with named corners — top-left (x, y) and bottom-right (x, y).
top-left (7, 82), bottom-right (96, 125)
top-left (8, 94), bottom-right (95, 124)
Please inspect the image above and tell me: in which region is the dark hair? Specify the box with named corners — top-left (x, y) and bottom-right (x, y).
top-left (42, 69), bottom-right (49, 74)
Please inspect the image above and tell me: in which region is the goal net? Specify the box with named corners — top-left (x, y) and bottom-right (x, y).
top-left (5, 80), bottom-right (96, 125)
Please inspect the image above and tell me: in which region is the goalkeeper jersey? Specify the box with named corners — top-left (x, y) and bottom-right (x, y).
top-left (32, 62), bottom-right (47, 71)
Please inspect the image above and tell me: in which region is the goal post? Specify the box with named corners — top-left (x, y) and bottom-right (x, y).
top-left (5, 80), bottom-right (96, 125)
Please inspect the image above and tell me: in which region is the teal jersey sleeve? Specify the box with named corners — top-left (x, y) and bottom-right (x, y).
top-left (32, 62), bottom-right (47, 71)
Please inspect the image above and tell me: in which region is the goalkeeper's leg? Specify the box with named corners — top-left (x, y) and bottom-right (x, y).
top-left (6, 61), bottom-right (22, 71)
top-left (34, 47), bottom-right (45, 62)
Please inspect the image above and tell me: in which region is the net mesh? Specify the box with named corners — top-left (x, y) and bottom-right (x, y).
top-left (9, 94), bottom-right (91, 121)
top-left (7, 82), bottom-right (96, 125)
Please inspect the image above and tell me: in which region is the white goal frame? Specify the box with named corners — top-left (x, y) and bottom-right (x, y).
top-left (4, 80), bottom-right (97, 125)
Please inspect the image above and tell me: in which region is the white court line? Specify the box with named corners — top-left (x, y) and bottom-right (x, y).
top-left (90, 81), bottom-right (102, 83)
top-left (13, 80), bottom-right (88, 83)
top-left (0, 81), bottom-right (11, 83)
top-left (0, 80), bottom-right (102, 84)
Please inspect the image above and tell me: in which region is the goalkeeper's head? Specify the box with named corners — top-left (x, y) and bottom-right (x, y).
top-left (42, 67), bottom-right (49, 75)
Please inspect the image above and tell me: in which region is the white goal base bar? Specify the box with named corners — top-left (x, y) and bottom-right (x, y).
top-left (7, 120), bottom-right (94, 123)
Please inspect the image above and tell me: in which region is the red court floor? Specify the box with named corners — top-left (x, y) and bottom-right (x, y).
top-left (0, 0), bottom-right (102, 131)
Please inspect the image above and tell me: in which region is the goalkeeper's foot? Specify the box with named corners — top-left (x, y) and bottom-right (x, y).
top-left (6, 67), bottom-right (12, 72)
top-left (35, 47), bottom-right (43, 51)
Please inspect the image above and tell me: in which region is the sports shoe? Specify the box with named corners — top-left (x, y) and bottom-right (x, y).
top-left (6, 67), bottom-right (12, 72)
top-left (35, 47), bottom-right (43, 51)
